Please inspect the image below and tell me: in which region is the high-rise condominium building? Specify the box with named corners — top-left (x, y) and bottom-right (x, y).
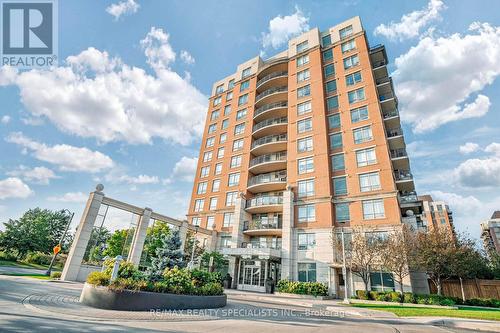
top-left (187, 17), bottom-right (426, 296)
top-left (481, 211), bottom-right (500, 255)
top-left (419, 194), bottom-right (456, 237)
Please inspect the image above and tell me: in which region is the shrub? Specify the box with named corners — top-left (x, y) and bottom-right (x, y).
top-left (415, 294), bottom-right (429, 304)
top-left (198, 282), bottom-right (224, 296)
top-left (86, 271), bottom-right (110, 286)
top-left (276, 280), bottom-right (328, 297)
top-left (102, 260), bottom-right (144, 281)
top-left (465, 298), bottom-right (500, 308)
top-left (389, 291), bottom-right (402, 302)
top-left (375, 292), bottom-right (388, 301)
top-left (439, 298), bottom-right (456, 306)
top-left (403, 292), bottom-right (415, 303)
top-left (191, 269), bottom-right (223, 287)
top-left (162, 266), bottom-right (195, 294)
top-left (368, 291), bottom-right (378, 300)
top-left (109, 278), bottom-right (149, 292)
top-left (50, 271), bottom-right (62, 279)
top-left (0, 251), bottom-right (18, 262)
top-left (356, 290), bottom-right (369, 300)
top-left (24, 251), bottom-right (52, 265)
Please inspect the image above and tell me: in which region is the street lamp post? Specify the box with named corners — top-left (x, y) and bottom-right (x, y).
top-left (188, 225), bottom-right (199, 269)
top-left (340, 227), bottom-right (350, 304)
top-left (45, 210), bottom-right (75, 276)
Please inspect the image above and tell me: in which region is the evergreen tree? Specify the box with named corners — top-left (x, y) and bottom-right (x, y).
top-left (148, 228), bottom-right (185, 279)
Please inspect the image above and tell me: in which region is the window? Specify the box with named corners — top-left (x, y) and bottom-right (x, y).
top-left (223, 212), bottom-right (234, 227)
top-left (297, 69), bottom-right (310, 82)
top-left (333, 176), bottom-right (347, 195)
top-left (297, 101), bottom-right (311, 115)
top-left (362, 199), bottom-right (385, 219)
top-left (370, 272), bottom-right (395, 292)
top-left (348, 87), bottom-right (365, 103)
top-left (220, 133), bottom-right (227, 144)
top-left (230, 155), bottom-right (242, 168)
top-left (331, 153), bottom-right (345, 171)
top-left (224, 105), bottom-right (231, 116)
top-left (234, 123), bottom-right (245, 135)
top-left (322, 34), bottom-right (332, 47)
top-left (207, 216), bottom-right (215, 228)
top-left (339, 25), bottom-right (353, 39)
top-left (242, 67), bottom-right (251, 78)
top-left (217, 147), bottom-right (225, 159)
top-left (327, 96), bottom-right (339, 110)
top-left (206, 137), bottom-right (215, 148)
top-left (213, 96), bottom-right (221, 106)
top-left (197, 182), bottom-right (207, 194)
top-left (228, 79), bottom-right (235, 89)
top-left (192, 217), bottom-right (201, 226)
top-left (212, 179), bottom-right (220, 192)
top-left (350, 106), bottom-right (368, 123)
top-left (238, 94), bottom-right (248, 106)
top-left (236, 109), bottom-right (247, 120)
top-left (336, 203), bottom-right (350, 222)
top-left (194, 199), bottom-right (204, 212)
top-left (297, 118), bottom-right (312, 133)
top-left (323, 49), bottom-right (333, 61)
top-left (298, 179), bottom-right (315, 198)
top-left (297, 136), bottom-right (313, 152)
top-left (353, 125), bottom-right (373, 144)
top-left (214, 163), bottom-right (222, 175)
top-left (200, 166), bottom-right (210, 177)
top-left (221, 119), bottom-right (229, 130)
top-left (325, 80), bottom-right (337, 93)
top-left (215, 84), bottom-right (224, 94)
top-left (324, 64), bottom-right (335, 78)
top-left (341, 39), bottom-right (356, 53)
top-left (226, 91), bottom-right (233, 100)
top-left (211, 110), bottom-right (220, 121)
top-left (228, 173), bottom-right (240, 186)
top-left (328, 113), bottom-right (341, 129)
top-left (297, 54), bottom-right (309, 67)
top-left (343, 54), bottom-right (359, 69)
top-left (240, 80), bottom-right (250, 92)
top-left (226, 191), bottom-right (238, 206)
top-left (298, 157), bottom-right (314, 174)
top-left (298, 233), bottom-right (316, 250)
top-left (296, 40), bottom-right (308, 53)
top-left (203, 151), bottom-right (212, 162)
top-left (233, 138), bottom-right (244, 151)
top-left (329, 132), bottom-right (343, 149)
top-left (298, 263), bottom-right (316, 282)
top-left (359, 172), bottom-right (381, 192)
top-left (356, 147), bottom-right (377, 167)
top-left (297, 84), bottom-right (311, 98)
top-left (220, 235), bottom-right (231, 248)
top-left (209, 197), bottom-right (218, 210)
top-left (346, 71), bottom-right (362, 86)
top-left (298, 204), bottom-right (315, 223)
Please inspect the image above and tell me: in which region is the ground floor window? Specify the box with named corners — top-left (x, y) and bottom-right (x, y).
top-left (298, 263), bottom-right (317, 282)
top-left (370, 271), bottom-right (395, 292)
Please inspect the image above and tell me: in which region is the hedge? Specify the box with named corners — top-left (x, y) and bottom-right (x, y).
top-left (276, 280), bottom-right (328, 297)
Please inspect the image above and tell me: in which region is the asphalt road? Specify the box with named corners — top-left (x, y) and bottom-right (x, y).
top-left (0, 275), bottom-right (490, 333)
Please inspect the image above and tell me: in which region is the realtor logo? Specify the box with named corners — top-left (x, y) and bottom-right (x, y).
top-left (1, 0), bottom-right (58, 68)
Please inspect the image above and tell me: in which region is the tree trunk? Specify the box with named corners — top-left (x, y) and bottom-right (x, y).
top-left (436, 276), bottom-right (442, 296)
top-left (399, 279), bottom-right (405, 303)
top-left (459, 277), bottom-right (465, 302)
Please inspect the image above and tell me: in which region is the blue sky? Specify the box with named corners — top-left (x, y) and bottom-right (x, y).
top-left (0, 0), bottom-right (499, 238)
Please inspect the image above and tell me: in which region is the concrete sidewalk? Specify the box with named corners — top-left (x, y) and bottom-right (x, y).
top-left (0, 265), bottom-right (47, 275)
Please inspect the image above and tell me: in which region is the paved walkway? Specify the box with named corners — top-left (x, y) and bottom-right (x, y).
top-left (0, 265), bottom-right (47, 275)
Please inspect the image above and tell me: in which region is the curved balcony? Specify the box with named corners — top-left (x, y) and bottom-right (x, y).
top-left (247, 170), bottom-right (287, 193)
top-left (395, 170), bottom-right (414, 193)
top-left (246, 195), bottom-right (283, 213)
top-left (253, 101), bottom-right (288, 122)
top-left (251, 134), bottom-right (287, 155)
top-left (243, 218), bottom-right (282, 236)
top-left (252, 116), bottom-right (287, 138)
top-left (249, 151), bottom-right (287, 174)
top-left (256, 71), bottom-right (288, 91)
top-left (255, 86), bottom-right (287, 107)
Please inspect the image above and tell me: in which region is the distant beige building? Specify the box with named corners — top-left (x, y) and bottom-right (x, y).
top-left (481, 211), bottom-right (500, 255)
top-left (419, 194), bottom-right (456, 238)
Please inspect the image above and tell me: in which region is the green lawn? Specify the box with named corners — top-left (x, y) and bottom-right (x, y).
top-left (351, 303), bottom-right (500, 321)
top-left (1, 273), bottom-right (52, 280)
top-left (0, 259), bottom-right (61, 271)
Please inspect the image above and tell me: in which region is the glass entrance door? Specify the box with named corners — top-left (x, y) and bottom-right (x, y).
top-left (238, 260), bottom-right (266, 292)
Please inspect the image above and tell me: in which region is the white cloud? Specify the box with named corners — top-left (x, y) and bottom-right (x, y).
top-left (104, 169), bottom-right (159, 185)
top-left (6, 132), bottom-right (114, 173)
top-left (484, 142), bottom-right (500, 157)
top-left (6, 165), bottom-right (58, 185)
top-left (106, 0), bottom-right (140, 20)
top-left (0, 27), bottom-right (207, 145)
top-left (48, 192), bottom-right (88, 203)
top-left (393, 23), bottom-right (500, 133)
top-left (454, 144), bottom-right (500, 188)
top-left (171, 156), bottom-right (198, 182)
top-left (261, 6), bottom-right (309, 50)
top-left (1, 115), bottom-right (10, 124)
top-left (459, 142), bottom-right (479, 154)
top-left (374, 0), bottom-right (445, 41)
top-left (21, 116), bottom-right (44, 126)
top-left (0, 177), bottom-right (33, 199)
top-left (180, 50), bottom-right (195, 65)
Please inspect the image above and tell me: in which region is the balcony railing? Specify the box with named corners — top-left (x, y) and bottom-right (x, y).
top-left (241, 241), bottom-right (282, 250)
top-left (246, 195), bottom-right (283, 208)
top-left (249, 152), bottom-right (287, 167)
top-left (256, 71), bottom-right (288, 88)
top-left (372, 60), bottom-right (387, 68)
top-left (387, 127), bottom-right (403, 138)
top-left (251, 134), bottom-right (287, 149)
top-left (376, 76), bottom-right (391, 85)
top-left (243, 217), bottom-right (282, 231)
top-left (394, 170), bottom-right (413, 181)
top-left (399, 192), bottom-right (418, 203)
top-left (254, 101), bottom-right (288, 118)
top-left (390, 148), bottom-right (407, 159)
top-left (383, 110), bottom-right (399, 119)
top-left (255, 86), bottom-right (287, 103)
top-left (379, 92), bottom-right (395, 102)
top-left (248, 170), bottom-right (287, 186)
top-left (253, 116), bottom-right (287, 132)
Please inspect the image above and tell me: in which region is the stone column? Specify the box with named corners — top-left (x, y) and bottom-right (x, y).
top-left (61, 186), bottom-right (104, 281)
top-left (127, 208), bottom-right (152, 266)
top-left (178, 221), bottom-right (189, 254)
top-left (281, 187), bottom-right (295, 280)
top-left (208, 230), bottom-right (218, 251)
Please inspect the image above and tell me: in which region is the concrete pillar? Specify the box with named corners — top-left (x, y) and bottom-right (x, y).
top-left (228, 256), bottom-right (239, 288)
top-left (230, 193), bottom-right (249, 248)
top-left (178, 221), bottom-right (189, 254)
top-left (281, 188), bottom-right (294, 280)
top-left (208, 230), bottom-right (218, 251)
top-left (61, 188), bottom-right (104, 281)
top-left (127, 208), bottom-right (152, 266)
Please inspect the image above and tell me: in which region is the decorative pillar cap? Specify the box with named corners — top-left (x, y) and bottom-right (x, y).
top-left (95, 184), bottom-right (104, 193)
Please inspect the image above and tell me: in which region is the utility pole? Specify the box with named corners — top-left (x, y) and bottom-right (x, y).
top-left (188, 225), bottom-right (199, 269)
top-left (46, 210), bottom-right (74, 276)
top-left (341, 227), bottom-right (350, 304)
